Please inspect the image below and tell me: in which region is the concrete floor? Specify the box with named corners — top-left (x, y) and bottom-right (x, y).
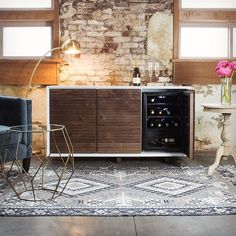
top-left (0, 151), bottom-right (236, 236)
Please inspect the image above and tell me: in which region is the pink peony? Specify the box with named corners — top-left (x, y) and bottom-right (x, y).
top-left (216, 60), bottom-right (230, 68)
top-left (230, 61), bottom-right (236, 70)
top-left (216, 66), bottom-right (232, 77)
top-left (215, 60), bottom-right (234, 78)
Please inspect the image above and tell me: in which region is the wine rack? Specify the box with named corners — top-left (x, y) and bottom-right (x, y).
top-left (143, 91), bottom-right (185, 151)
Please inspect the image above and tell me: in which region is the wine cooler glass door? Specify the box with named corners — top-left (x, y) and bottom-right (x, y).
top-left (142, 90), bottom-right (194, 158)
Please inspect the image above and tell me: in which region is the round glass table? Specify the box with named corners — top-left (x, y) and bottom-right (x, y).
top-left (3, 124), bottom-right (74, 201)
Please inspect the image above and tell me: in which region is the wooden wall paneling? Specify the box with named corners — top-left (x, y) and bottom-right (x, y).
top-left (49, 89), bottom-right (97, 153)
top-left (174, 61), bottom-right (219, 85)
top-left (0, 60), bottom-right (59, 84)
top-left (97, 89), bottom-right (142, 153)
top-left (179, 10), bottom-right (236, 22)
top-left (0, 11), bottom-right (54, 21)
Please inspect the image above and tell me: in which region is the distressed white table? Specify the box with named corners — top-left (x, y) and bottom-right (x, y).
top-left (202, 104), bottom-right (236, 175)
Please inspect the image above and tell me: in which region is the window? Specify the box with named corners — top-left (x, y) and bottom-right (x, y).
top-left (0, 0), bottom-right (59, 84)
top-left (173, 0), bottom-right (236, 85)
top-left (1, 24), bottom-right (52, 58)
top-left (0, 0), bottom-right (52, 9)
top-left (180, 26), bottom-right (229, 58)
top-left (181, 0), bottom-right (236, 9)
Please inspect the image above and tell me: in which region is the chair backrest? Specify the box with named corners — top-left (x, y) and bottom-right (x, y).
top-left (0, 96), bottom-right (32, 146)
top-left (0, 96), bottom-right (32, 127)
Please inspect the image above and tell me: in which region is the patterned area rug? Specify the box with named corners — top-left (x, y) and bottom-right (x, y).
top-left (0, 163), bottom-right (236, 216)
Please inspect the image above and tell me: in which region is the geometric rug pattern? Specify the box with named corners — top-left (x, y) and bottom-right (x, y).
top-left (0, 163), bottom-right (236, 216)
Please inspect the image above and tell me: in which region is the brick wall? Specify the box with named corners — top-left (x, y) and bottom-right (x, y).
top-left (59, 0), bottom-right (173, 85)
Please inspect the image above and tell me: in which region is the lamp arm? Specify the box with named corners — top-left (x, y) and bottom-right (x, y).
top-left (26, 46), bottom-right (61, 99)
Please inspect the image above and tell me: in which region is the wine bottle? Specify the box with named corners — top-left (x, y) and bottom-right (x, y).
top-left (171, 118), bottom-right (179, 127)
top-left (155, 119), bottom-right (162, 128)
top-left (150, 97), bottom-right (156, 103)
top-left (164, 120), bottom-right (170, 128)
top-left (132, 60), bottom-right (141, 86)
top-left (174, 122), bottom-right (179, 127)
top-left (149, 121), bottom-right (155, 128)
top-left (162, 107), bottom-right (171, 116)
top-left (149, 108), bottom-right (155, 115)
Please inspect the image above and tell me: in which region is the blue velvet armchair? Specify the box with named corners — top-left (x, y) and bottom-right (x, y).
top-left (0, 96), bottom-right (32, 172)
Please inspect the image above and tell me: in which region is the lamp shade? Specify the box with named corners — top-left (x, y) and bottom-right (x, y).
top-left (61, 39), bottom-right (80, 55)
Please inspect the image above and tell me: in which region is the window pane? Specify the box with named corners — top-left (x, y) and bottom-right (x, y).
top-left (0, 0), bottom-right (52, 9)
top-left (181, 0), bottom-right (236, 9)
top-left (233, 28), bottom-right (236, 58)
top-left (3, 27), bottom-right (52, 57)
top-left (180, 27), bottom-right (228, 58)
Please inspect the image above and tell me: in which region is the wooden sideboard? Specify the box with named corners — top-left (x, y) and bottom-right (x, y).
top-left (48, 88), bottom-right (141, 154)
top-left (47, 86), bottom-right (194, 159)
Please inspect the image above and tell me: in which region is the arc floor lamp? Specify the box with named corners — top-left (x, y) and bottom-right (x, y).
top-left (26, 39), bottom-right (80, 99)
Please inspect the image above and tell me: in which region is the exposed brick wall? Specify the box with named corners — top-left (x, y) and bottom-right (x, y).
top-left (59, 0), bottom-right (173, 85)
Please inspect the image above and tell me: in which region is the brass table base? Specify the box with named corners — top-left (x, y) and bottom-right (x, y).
top-left (0, 125), bottom-right (74, 201)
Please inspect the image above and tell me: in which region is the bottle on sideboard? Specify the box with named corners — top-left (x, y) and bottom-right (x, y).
top-left (132, 60), bottom-right (141, 86)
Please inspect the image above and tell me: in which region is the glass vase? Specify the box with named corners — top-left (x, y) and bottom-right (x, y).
top-left (221, 77), bottom-right (232, 105)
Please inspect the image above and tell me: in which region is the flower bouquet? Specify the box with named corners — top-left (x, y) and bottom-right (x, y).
top-left (215, 60), bottom-right (236, 105)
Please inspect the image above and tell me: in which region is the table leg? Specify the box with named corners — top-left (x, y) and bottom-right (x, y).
top-left (233, 152), bottom-right (236, 163)
top-left (208, 113), bottom-right (234, 175)
top-left (208, 146), bottom-right (224, 175)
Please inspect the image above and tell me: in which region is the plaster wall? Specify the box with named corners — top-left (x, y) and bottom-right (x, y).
top-left (194, 85), bottom-right (236, 150)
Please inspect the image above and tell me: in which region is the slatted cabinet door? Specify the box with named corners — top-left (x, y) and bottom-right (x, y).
top-left (97, 89), bottom-right (141, 153)
top-left (49, 89), bottom-right (97, 153)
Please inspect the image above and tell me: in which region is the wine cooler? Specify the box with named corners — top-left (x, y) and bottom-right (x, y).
top-left (142, 89), bottom-right (195, 158)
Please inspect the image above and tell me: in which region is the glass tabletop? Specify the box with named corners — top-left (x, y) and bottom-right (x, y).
top-left (9, 124), bottom-right (65, 133)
